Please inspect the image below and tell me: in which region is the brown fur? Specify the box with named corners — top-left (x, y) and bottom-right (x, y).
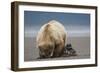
top-left (36, 20), bottom-right (66, 58)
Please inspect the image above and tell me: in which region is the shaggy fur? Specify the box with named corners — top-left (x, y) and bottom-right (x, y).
top-left (36, 20), bottom-right (67, 58)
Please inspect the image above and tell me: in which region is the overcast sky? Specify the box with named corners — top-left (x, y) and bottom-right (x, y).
top-left (24, 11), bottom-right (90, 37)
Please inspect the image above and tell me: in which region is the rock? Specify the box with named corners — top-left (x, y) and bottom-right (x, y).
top-left (64, 44), bottom-right (77, 56)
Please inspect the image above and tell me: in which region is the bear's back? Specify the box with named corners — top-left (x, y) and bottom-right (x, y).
top-left (46, 20), bottom-right (66, 40)
top-left (37, 20), bottom-right (66, 43)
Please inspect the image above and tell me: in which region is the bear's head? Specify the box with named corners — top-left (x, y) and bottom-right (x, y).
top-left (38, 43), bottom-right (54, 58)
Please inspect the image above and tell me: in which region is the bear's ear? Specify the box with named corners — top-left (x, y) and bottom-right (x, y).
top-left (36, 44), bottom-right (41, 49)
top-left (38, 44), bottom-right (43, 49)
top-left (38, 46), bottom-right (41, 49)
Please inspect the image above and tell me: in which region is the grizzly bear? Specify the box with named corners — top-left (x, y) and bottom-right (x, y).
top-left (36, 20), bottom-right (67, 58)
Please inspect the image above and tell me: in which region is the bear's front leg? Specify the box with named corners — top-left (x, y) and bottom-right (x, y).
top-left (53, 42), bottom-right (64, 58)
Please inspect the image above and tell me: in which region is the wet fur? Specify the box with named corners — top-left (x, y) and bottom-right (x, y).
top-left (36, 20), bottom-right (66, 58)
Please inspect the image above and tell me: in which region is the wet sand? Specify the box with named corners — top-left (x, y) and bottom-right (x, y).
top-left (24, 36), bottom-right (90, 61)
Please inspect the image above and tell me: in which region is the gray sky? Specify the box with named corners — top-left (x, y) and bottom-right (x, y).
top-left (24, 11), bottom-right (90, 37)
